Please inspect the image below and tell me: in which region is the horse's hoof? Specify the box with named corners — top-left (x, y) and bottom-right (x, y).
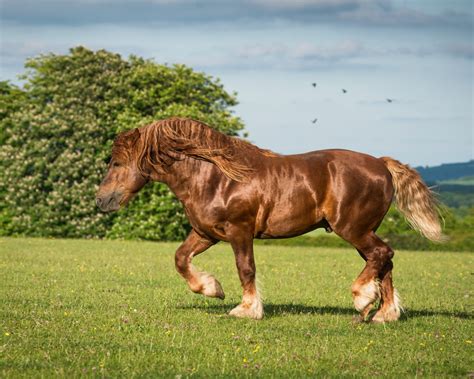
top-left (370, 312), bottom-right (386, 323)
top-left (229, 303), bottom-right (264, 320)
top-left (197, 273), bottom-right (225, 299)
top-left (371, 309), bottom-right (400, 323)
top-left (352, 315), bottom-right (366, 324)
top-left (371, 289), bottom-right (402, 323)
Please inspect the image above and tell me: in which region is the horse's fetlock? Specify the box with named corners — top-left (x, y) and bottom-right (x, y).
top-left (187, 279), bottom-right (202, 293)
top-left (351, 281), bottom-right (363, 294)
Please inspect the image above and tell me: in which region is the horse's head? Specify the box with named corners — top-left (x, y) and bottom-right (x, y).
top-left (96, 128), bottom-right (148, 212)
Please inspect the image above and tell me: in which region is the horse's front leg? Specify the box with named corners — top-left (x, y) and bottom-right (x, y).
top-left (371, 261), bottom-right (403, 322)
top-left (228, 234), bottom-right (263, 320)
top-left (175, 229), bottom-right (225, 299)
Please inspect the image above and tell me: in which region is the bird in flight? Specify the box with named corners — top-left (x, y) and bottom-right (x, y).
top-left (312, 83), bottom-right (317, 87)
top-left (342, 89), bottom-right (347, 93)
top-left (386, 98), bottom-right (393, 103)
top-left (311, 118), bottom-right (318, 124)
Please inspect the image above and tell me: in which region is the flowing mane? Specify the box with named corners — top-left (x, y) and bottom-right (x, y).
top-left (132, 118), bottom-right (276, 182)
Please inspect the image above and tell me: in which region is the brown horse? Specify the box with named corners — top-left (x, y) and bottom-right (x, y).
top-left (96, 118), bottom-right (443, 322)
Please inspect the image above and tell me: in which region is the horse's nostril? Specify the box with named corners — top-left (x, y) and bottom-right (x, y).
top-left (96, 197), bottom-right (103, 207)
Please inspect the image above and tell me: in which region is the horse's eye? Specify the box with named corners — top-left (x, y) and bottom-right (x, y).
top-left (112, 162), bottom-right (121, 168)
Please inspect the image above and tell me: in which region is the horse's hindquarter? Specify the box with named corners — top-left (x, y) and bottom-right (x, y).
top-left (254, 149), bottom-right (394, 239)
top-left (318, 149), bottom-right (394, 236)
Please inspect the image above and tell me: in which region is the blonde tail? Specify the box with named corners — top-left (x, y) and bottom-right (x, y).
top-left (381, 157), bottom-right (445, 242)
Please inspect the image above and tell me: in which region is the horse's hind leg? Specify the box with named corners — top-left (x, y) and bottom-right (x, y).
top-left (371, 261), bottom-right (402, 322)
top-left (349, 233), bottom-right (399, 321)
top-left (175, 229), bottom-right (225, 299)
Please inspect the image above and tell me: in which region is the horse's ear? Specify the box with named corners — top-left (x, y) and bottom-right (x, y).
top-left (129, 128), bottom-right (140, 146)
top-left (119, 128), bottom-right (140, 149)
top-left (116, 128), bottom-right (141, 147)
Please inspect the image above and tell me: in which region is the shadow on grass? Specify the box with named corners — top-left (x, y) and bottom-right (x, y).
top-left (177, 303), bottom-right (473, 320)
top-left (401, 309), bottom-right (473, 320)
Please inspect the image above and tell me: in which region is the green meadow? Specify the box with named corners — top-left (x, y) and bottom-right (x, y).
top-left (1, 237), bottom-right (472, 377)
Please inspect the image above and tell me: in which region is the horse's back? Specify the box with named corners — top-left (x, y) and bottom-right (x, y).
top-left (270, 148), bottom-right (392, 188)
top-left (286, 148), bottom-right (392, 186)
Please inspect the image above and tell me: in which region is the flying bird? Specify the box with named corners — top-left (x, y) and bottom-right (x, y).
top-left (342, 89), bottom-right (347, 93)
top-left (386, 98), bottom-right (393, 103)
top-left (311, 118), bottom-right (318, 124)
top-left (312, 83), bottom-right (317, 87)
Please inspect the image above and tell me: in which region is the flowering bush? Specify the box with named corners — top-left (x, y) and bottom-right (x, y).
top-left (0, 47), bottom-right (244, 240)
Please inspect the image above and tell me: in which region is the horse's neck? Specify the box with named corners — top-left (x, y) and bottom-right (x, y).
top-left (161, 158), bottom-right (216, 204)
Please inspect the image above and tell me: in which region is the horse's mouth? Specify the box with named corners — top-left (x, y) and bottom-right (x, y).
top-left (96, 193), bottom-right (122, 213)
top-left (119, 191), bottom-right (138, 207)
top-left (96, 190), bottom-right (139, 213)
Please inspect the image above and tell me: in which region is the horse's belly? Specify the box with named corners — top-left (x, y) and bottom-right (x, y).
top-left (255, 201), bottom-right (324, 239)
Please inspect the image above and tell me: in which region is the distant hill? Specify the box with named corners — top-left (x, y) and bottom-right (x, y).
top-left (438, 176), bottom-right (474, 186)
top-left (415, 160), bottom-right (474, 183)
top-left (414, 160), bottom-right (474, 208)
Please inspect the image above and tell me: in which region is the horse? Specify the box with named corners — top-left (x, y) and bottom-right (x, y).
top-left (96, 117), bottom-right (443, 322)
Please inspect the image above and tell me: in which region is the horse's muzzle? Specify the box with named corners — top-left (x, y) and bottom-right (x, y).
top-left (96, 192), bottom-right (121, 212)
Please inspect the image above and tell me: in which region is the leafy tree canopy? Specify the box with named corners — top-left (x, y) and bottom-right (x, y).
top-left (0, 46), bottom-right (244, 240)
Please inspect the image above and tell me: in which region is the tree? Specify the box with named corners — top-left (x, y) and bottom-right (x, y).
top-left (0, 47), bottom-right (244, 240)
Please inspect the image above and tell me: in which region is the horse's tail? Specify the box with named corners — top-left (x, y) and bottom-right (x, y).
top-left (381, 157), bottom-right (445, 242)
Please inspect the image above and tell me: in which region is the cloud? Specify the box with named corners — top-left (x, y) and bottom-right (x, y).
top-left (443, 43), bottom-right (474, 59)
top-left (1, 0), bottom-right (471, 29)
top-left (229, 40), bottom-right (473, 72)
top-left (2, 36), bottom-right (471, 84)
top-left (234, 40), bottom-right (367, 70)
top-left (386, 44), bottom-right (474, 60)
top-left (247, 0), bottom-right (356, 8)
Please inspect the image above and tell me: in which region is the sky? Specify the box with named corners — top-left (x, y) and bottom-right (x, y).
top-left (1, 0), bottom-right (473, 166)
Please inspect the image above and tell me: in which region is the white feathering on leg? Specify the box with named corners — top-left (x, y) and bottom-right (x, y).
top-left (392, 288), bottom-right (403, 317)
top-left (187, 264), bottom-right (225, 299)
top-left (372, 288), bottom-right (403, 322)
top-left (229, 275), bottom-right (264, 320)
top-left (254, 279), bottom-right (264, 318)
top-left (383, 288), bottom-right (403, 321)
top-left (197, 272), bottom-right (225, 299)
top-left (353, 280), bottom-right (380, 312)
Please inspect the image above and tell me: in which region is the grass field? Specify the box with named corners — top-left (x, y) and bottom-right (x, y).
top-left (1, 238), bottom-right (473, 377)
